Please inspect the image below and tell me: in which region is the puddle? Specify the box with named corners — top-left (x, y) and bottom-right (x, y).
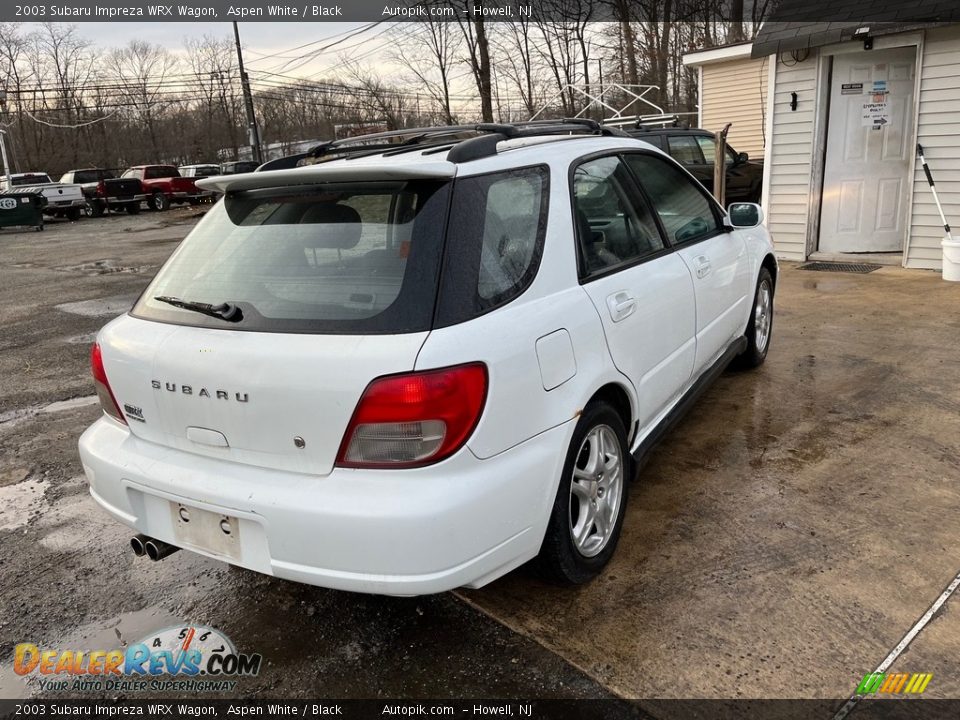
top-left (0, 467), bottom-right (31, 487)
top-left (55, 296), bottom-right (136, 317)
top-left (0, 605), bottom-right (179, 699)
top-left (0, 395), bottom-right (98, 426)
top-left (56, 259), bottom-right (150, 275)
top-left (0, 476), bottom-right (48, 531)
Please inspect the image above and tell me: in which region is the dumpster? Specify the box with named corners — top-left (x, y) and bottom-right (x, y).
top-left (0, 191), bottom-right (46, 231)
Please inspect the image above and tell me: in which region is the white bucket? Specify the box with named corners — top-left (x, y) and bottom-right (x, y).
top-left (943, 236), bottom-right (960, 282)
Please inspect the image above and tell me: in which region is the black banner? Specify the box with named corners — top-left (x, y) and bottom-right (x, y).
top-left (3, 700), bottom-right (960, 720)
top-left (2, 0), bottom-right (959, 23)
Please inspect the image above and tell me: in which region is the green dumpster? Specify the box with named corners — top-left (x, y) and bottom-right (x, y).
top-left (0, 191), bottom-right (46, 231)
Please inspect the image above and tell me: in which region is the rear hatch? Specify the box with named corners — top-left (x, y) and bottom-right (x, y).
top-left (99, 174), bottom-right (452, 476)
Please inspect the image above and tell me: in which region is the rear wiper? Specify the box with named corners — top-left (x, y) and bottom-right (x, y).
top-left (154, 296), bottom-right (243, 322)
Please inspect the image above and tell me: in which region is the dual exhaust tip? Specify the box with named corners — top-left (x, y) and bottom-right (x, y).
top-left (130, 534), bottom-right (179, 561)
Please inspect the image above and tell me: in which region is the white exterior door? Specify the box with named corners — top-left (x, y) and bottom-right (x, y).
top-left (819, 47), bottom-right (916, 253)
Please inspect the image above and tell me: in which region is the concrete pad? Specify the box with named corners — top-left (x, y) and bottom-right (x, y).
top-left (460, 264), bottom-right (960, 699)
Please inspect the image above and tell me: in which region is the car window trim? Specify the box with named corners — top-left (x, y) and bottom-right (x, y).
top-left (567, 150), bottom-right (673, 285)
top-left (619, 149), bottom-right (729, 249)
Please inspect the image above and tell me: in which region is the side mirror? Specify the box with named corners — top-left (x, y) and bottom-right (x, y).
top-left (727, 202), bottom-right (764, 228)
top-left (736, 152), bottom-right (749, 164)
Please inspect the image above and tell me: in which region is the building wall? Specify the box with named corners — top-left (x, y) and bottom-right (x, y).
top-left (765, 52), bottom-right (820, 262)
top-left (701, 56), bottom-right (770, 159)
top-left (908, 24), bottom-right (960, 270)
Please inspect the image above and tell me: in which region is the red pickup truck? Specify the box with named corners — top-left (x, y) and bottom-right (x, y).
top-left (121, 165), bottom-right (207, 211)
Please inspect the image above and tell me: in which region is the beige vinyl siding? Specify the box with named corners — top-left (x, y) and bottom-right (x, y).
top-left (908, 25), bottom-right (960, 270)
top-left (701, 57), bottom-right (770, 158)
top-left (766, 54), bottom-right (819, 261)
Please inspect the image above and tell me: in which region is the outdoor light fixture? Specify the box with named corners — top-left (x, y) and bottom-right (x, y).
top-left (853, 26), bottom-right (873, 50)
top-left (790, 92), bottom-right (798, 111)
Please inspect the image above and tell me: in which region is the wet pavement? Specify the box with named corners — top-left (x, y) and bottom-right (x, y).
top-left (1, 211), bottom-right (959, 703)
top-left (0, 211), bottom-right (621, 702)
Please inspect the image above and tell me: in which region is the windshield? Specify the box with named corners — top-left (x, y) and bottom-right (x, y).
top-left (132, 181), bottom-right (450, 334)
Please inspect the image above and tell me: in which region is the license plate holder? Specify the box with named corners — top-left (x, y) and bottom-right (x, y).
top-left (170, 502), bottom-right (241, 560)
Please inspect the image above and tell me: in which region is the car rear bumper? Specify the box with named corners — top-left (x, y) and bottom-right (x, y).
top-left (46, 199), bottom-right (86, 209)
top-left (103, 194), bottom-right (147, 204)
top-left (78, 417), bottom-right (571, 595)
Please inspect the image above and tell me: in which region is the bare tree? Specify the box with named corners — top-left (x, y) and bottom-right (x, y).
top-left (390, 20), bottom-right (461, 124)
top-left (454, 2), bottom-right (494, 123)
top-left (109, 41), bottom-right (181, 159)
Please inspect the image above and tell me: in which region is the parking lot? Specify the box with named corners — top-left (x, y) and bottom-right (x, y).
top-left (1, 211), bottom-right (958, 705)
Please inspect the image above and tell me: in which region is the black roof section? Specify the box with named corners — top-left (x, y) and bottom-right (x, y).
top-left (752, 0), bottom-right (958, 58)
top-left (257, 119), bottom-right (631, 171)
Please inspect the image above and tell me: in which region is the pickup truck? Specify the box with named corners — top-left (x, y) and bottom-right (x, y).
top-left (1, 172), bottom-right (86, 220)
top-left (121, 165), bottom-right (205, 211)
top-left (59, 168), bottom-right (145, 216)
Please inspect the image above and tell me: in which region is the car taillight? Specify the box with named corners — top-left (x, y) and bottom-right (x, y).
top-left (336, 363), bottom-right (487, 469)
top-left (91, 343), bottom-right (126, 425)
top-left (96, 181), bottom-right (106, 197)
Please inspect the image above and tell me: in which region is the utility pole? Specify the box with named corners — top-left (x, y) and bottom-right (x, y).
top-left (232, 21), bottom-right (263, 165)
top-left (0, 130), bottom-right (11, 189)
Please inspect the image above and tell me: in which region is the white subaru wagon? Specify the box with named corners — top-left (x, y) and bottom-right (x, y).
top-left (79, 121), bottom-right (776, 596)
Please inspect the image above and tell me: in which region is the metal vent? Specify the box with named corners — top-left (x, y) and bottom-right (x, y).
top-left (799, 262), bottom-right (882, 274)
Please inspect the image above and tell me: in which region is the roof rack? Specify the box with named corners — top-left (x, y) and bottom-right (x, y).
top-left (599, 113), bottom-right (698, 130)
top-left (256, 119), bottom-right (631, 171)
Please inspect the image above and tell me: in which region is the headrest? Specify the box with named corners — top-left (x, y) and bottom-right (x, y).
top-left (299, 203), bottom-right (362, 249)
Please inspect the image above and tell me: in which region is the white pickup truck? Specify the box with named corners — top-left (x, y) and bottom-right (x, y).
top-left (1, 172), bottom-right (86, 220)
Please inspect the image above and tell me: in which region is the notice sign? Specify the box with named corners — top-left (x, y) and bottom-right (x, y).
top-left (842, 82), bottom-right (863, 95)
top-left (862, 99), bottom-right (890, 127)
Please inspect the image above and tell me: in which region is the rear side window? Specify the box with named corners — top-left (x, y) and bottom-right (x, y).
top-left (435, 165), bottom-right (548, 328)
top-left (132, 181), bottom-right (450, 334)
top-left (625, 154), bottom-right (721, 244)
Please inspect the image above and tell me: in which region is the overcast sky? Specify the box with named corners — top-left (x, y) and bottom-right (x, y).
top-left (24, 22), bottom-right (381, 79)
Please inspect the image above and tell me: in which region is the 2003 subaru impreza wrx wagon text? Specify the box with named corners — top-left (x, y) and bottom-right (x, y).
top-left (78, 120), bottom-right (777, 596)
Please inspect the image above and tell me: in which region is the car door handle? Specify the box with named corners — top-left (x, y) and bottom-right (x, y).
top-left (606, 292), bottom-right (637, 323)
top-left (694, 255), bottom-right (712, 279)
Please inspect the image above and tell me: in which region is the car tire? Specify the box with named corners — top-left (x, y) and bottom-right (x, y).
top-left (149, 192), bottom-right (170, 211)
top-left (65, 207), bottom-right (82, 221)
top-left (732, 267), bottom-right (774, 370)
top-left (536, 401), bottom-right (630, 585)
top-left (126, 202), bottom-right (141, 215)
top-left (88, 201), bottom-right (104, 218)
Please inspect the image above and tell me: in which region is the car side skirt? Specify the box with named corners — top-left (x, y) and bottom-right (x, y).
top-left (631, 335), bottom-right (748, 469)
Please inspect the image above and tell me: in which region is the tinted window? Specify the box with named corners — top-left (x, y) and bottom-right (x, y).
top-left (10, 174), bottom-right (52, 186)
top-left (572, 156), bottom-right (664, 277)
top-left (436, 166), bottom-right (548, 327)
top-left (694, 136), bottom-right (735, 166)
top-left (73, 170), bottom-right (112, 183)
top-left (625, 154), bottom-right (721, 244)
top-left (667, 136), bottom-right (704, 165)
top-left (145, 166), bottom-right (178, 180)
top-left (122, 169), bottom-right (142, 179)
top-left (132, 181), bottom-right (450, 334)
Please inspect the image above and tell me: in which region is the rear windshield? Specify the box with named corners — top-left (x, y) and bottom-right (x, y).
top-left (132, 181), bottom-right (450, 334)
top-left (73, 170), bottom-right (113, 183)
top-left (10, 175), bottom-right (52, 186)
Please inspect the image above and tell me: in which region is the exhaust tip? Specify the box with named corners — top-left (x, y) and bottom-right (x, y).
top-left (144, 538), bottom-right (180, 562)
top-left (130, 534), bottom-right (148, 557)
